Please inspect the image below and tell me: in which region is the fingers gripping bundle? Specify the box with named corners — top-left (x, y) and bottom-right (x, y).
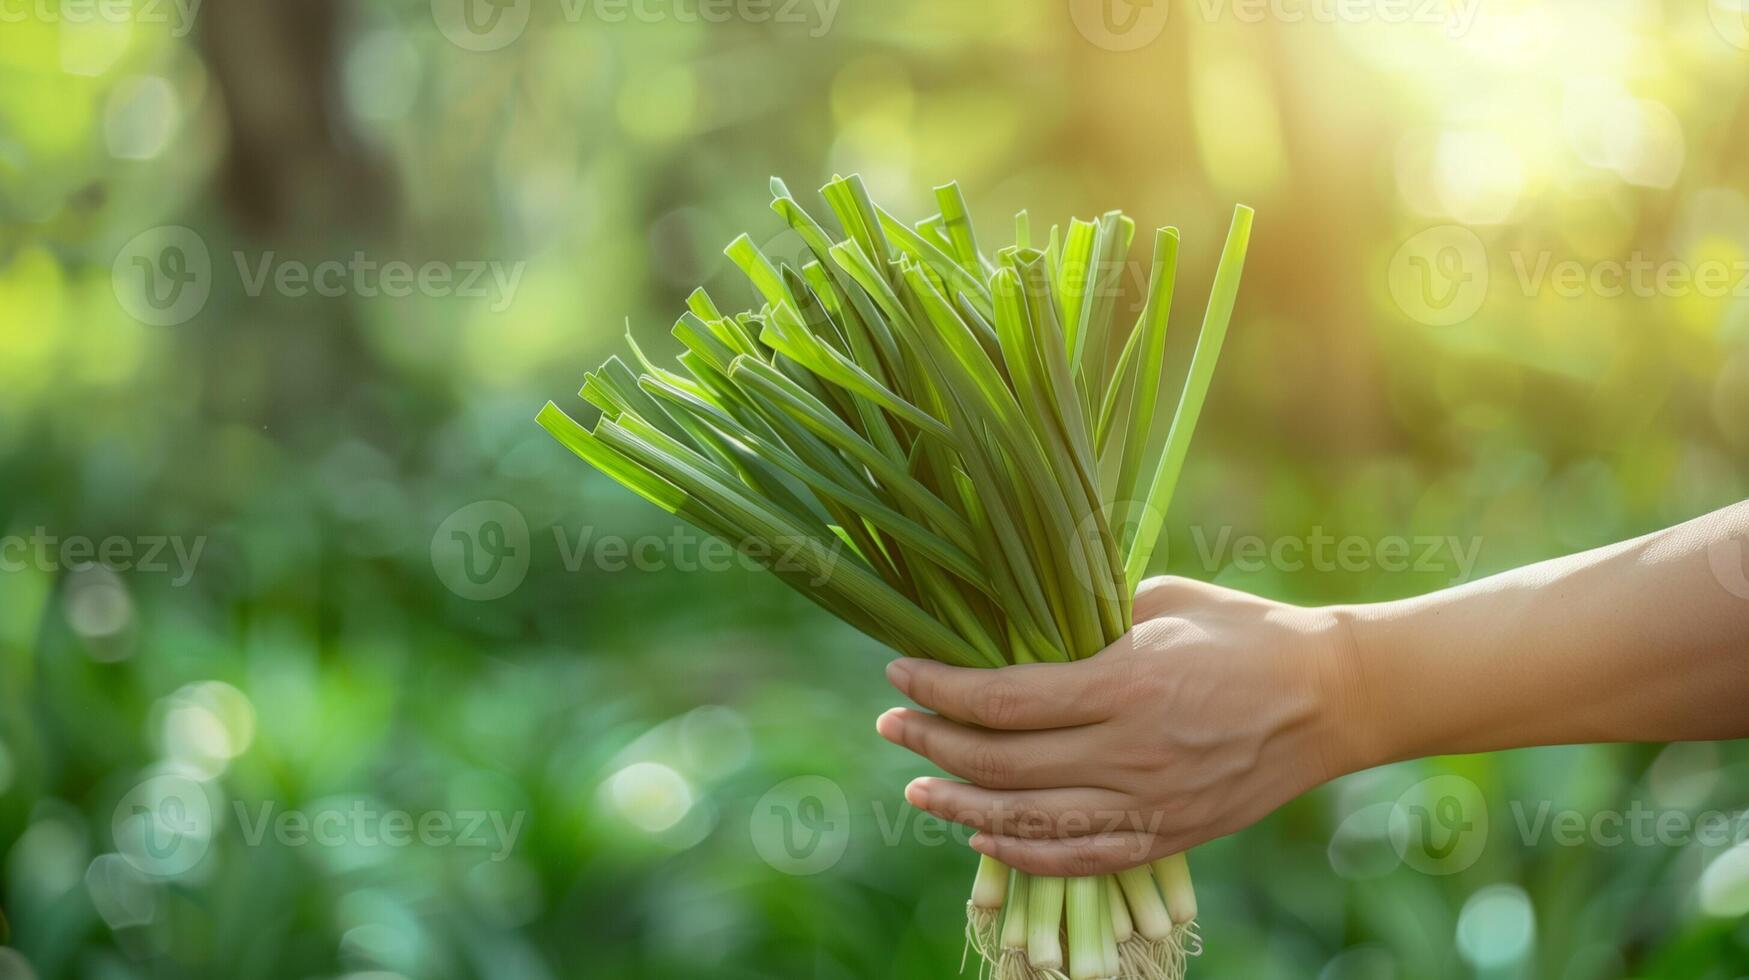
top-left (540, 176), bottom-right (1251, 979)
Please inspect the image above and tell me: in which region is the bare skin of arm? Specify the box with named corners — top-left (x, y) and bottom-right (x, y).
top-left (874, 502), bottom-right (1749, 877)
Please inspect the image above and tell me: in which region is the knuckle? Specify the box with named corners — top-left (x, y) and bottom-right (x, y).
top-left (1135, 738), bottom-right (1175, 770)
top-left (907, 666), bottom-right (940, 707)
top-left (1098, 655), bottom-right (1148, 711)
top-left (965, 744), bottom-right (1013, 787)
top-left (974, 680), bottom-right (1023, 728)
top-left (907, 721), bottom-right (935, 759)
top-left (1134, 575), bottom-right (1204, 617)
top-left (1137, 575), bottom-right (1192, 601)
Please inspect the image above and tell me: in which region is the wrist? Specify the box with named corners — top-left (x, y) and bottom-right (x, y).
top-left (1303, 603), bottom-right (1394, 779)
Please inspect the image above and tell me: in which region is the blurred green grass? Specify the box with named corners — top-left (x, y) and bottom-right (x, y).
top-left (2, 1), bottom-right (1749, 977)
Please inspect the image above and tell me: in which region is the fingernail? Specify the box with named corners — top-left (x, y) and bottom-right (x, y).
top-left (969, 833), bottom-right (991, 854)
top-left (905, 778), bottom-right (930, 808)
top-left (875, 708), bottom-right (905, 741)
top-left (885, 659), bottom-right (913, 694)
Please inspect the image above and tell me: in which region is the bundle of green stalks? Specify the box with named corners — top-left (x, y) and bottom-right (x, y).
top-left (539, 175), bottom-right (1251, 980)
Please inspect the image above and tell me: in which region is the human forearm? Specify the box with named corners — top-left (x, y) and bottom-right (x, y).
top-left (1337, 502), bottom-right (1749, 770)
top-left (875, 505), bottom-right (1749, 875)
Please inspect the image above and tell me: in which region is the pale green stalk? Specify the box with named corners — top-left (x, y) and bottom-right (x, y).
top-left (1002, 870), bottom-right (1031, 952)
top-left (1066, 875), bottom-right (1104, 980)
top-left (1153, 853), bottom-right (1199, 926)
top-left (1106, 874), bottom-right (1133, 944)
top-left (971, 853), bottom-right (1009, 909)
top-left (1027, 875), bottom-right (1067, 972)
top-left (1116, 865), bottom-right (1174, 942)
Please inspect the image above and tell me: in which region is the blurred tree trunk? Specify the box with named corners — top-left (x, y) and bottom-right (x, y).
top-left (198, 0), bottom-right (394, 237)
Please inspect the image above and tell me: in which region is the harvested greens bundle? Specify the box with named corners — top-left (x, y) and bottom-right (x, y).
top-left (539, 176), bottom-right (1251, 980)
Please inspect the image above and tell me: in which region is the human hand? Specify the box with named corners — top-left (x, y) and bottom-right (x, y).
top-left (875, 576), bottom-right (1365, 876)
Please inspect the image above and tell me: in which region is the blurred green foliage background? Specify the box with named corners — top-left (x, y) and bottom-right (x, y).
top-left (2, 0), bottom-right (1748, 977)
